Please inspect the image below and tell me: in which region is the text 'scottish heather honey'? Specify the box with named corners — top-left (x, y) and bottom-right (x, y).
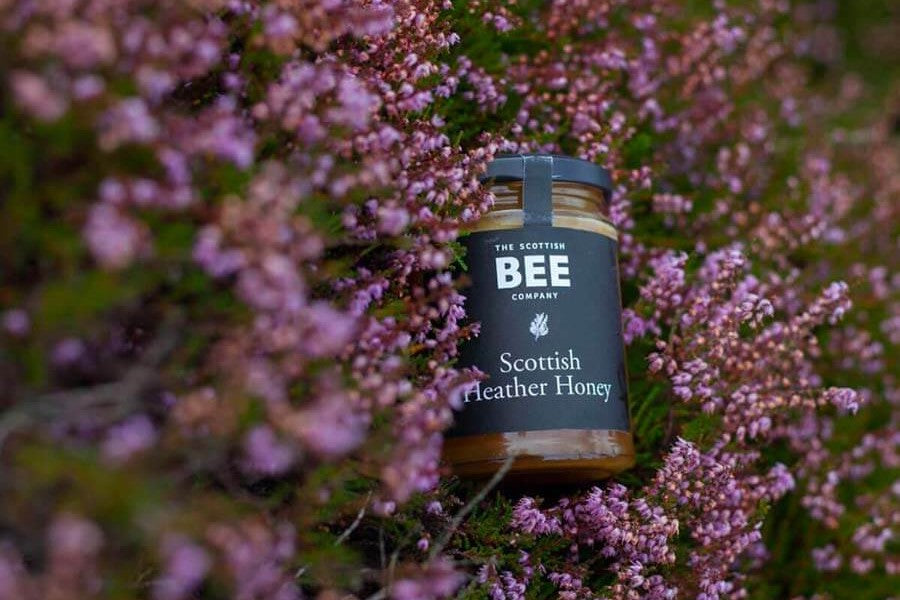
top-left (444, 154), bottom-right (635, 483)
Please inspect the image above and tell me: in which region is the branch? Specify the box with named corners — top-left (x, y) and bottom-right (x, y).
top-left (428, 455), bottom-right (514, 559)
top-left (335, 491), bottom-right (372, 546)
top-left (0, 309), bottom-right (185, 450)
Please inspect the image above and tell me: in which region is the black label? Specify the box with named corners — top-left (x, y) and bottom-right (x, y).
top-left (449, 226), bottom-right (630, 437)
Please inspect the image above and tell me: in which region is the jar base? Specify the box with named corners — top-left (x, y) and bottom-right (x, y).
top-left (443, 429), bottom-right (635, 484)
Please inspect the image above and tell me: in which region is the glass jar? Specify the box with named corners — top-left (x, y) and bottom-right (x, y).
top-left (443, 154), bottom-right (635, 483)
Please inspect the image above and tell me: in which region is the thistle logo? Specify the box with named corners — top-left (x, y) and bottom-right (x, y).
top-left (529, 313), bottom-right (549, 341)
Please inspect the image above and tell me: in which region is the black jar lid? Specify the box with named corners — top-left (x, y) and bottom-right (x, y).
top-left (481, 154), bottom-right (613, 201)
top-left (480, 154), bottom-right (613, 226)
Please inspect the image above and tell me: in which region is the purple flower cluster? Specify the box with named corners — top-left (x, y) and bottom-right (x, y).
top-left (392, 557), bottom-right (465, 600)
top-left (507, 438), bottom-right (798, 599)
top-left (205, 519), bottom-right (299, 600)
top-left (0, 513), bottom-right (104, 598)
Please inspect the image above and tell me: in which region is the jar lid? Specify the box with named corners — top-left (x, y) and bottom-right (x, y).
top-left (480, 154), bottom-right (613, 227)
top-left (481, 154), bottom-right (613, 200)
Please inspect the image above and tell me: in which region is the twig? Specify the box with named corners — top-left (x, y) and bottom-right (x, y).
top-left (388, 523), bottom-right (421, 587)
top-left (0, 309), bottom-right (184, 451)
top-left (370, 462), bottom-right (515, 600)
top-left (428, 455), bottom-right (514, 559)
top-left (334, 491), bottom-right (372, 546)
top-left (661, 404), bottom-right (677, 447)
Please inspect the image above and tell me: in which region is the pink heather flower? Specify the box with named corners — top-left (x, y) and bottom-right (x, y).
top-left (373, 500), bottom-right (397, 516)
top-left (766, 463), bottom-right (796, 497)
top-left (48, 513), bottom-right (104, 560)
top-left (83, 203), bottom-right (147, 270)
top-left (1, 309), bottom-right (30, 337)
top-left (510, 498), bottom-right (562, 536)
top-left (206, 520), bottom-right (299, 600)
top-left (377, 205), bottom-right (411, 235)
top-left (391, 558), bottom-right (465, 600)
top-left (49, 21), bottom-right (117, 69)
top-left (652, 193), bottom-right (692, 216)
top-left (11, 71), bottom-right (67, 121)
top-left (326, 75), bottom-right (381, 130)
top-left (193, 226), bottom-right (246, 278)
top-left (52, 337), bottom-right (86, 366)
top-left (849, 555), bottom-right (875, 575)
top-left (98, 98), bottom-right (160, 150)
top-left (642, 251), bottom-right (688, 310)
top-left (262, 7), bottom-right (298, 47)
top-left (0, 543), bottom-right (28, 599)
top-left (296, 114), bottom-right (327, 144)
top-left (183, 98), bottom-right (256, 168)
top-left (301, 302), bottom-right (357, 358)
top-left (242, 426), bottom-right (295, 476)
top-left (102, 415), bottom-right (158, 464)
top-left (491, 571), bottom-right (528, 600)
top-left (137, 66), bottom-right (176, 100)
top-left (622, 308), bottom-right (658, 344)
top-left (852, 523), bottom-right (893, 554)
top-left (821, 281), bottom-right (851, 324)
top-left (288, 394), bottom-right (368, 458)
top-left (154, 535), bottom-right (211, 600)
top-left (72, 75), bottom-right (106, 100)
top-left (823, 387), bottom-right (860, 414)
top-left (880, 314), bottom-right (900, 344)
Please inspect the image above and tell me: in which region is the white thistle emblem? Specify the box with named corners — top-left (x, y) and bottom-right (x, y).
top-left (529, 313), bottom-right (549, 341)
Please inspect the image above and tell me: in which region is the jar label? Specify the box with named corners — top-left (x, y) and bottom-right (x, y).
top-left (448, 226), bottom-right (630, 437)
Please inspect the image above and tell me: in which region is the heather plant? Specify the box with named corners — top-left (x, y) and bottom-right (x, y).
top-left (0, 1), bottom-right (897, 599)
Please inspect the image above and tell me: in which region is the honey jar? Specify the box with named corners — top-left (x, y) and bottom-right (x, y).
top-left (444, 154), bottom-right (635, 482)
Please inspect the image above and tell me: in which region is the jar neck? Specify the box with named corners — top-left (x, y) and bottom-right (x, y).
top-left (489, 181), bottom-right (609, 217)
top-left (476, 181), bottom-right (617, 239)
